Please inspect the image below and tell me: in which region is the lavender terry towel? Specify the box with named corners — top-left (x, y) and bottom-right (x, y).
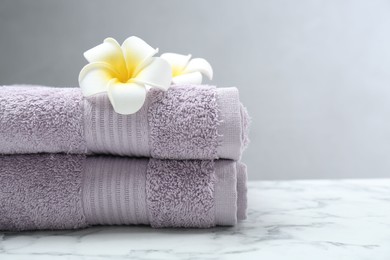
top-left (0, 85), bottom-right (250, 160)
top-left (0, 154), bottom-right (247, 231)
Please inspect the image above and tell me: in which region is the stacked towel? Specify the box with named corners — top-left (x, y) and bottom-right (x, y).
top-left (0, 154), bottom-right (247, 230)
top-left (0, 85), bottom-right (250, 231)
top-left (0, 85), bottom-right (249, 160)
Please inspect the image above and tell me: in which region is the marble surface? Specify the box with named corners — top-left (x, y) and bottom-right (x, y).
top-left (0, 179), bottom-right (389, 260)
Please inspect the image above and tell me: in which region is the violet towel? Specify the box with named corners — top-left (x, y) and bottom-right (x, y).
top-left (0, 85), bottom-right (250, 160)
top-left (0, 154), bottom-right (247, 231)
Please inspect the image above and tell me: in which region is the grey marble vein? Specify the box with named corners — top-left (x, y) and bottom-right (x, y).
top-left (1, 179), bottom-right (389, 260)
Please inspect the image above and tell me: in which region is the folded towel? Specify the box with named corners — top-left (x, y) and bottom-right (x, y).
top-left (0, 85), bottom-right (249, 160)
top-left (0, 154), bottom-right (247, 231)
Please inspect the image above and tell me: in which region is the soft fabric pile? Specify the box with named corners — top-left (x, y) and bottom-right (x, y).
top-left (0, 85), bottom-right (250, 231)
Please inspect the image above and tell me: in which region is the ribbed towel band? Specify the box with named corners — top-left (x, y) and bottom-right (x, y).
top-left (84, 93), bottom-right (150, 157)
top-left (216, 88), bottom-right (243, 161)
top-left (236, 162), bottom-right (248, 220)
top-left (83, 157), bottom-right (149, 225)
top-left (214, 160), bottom-right (238, 226)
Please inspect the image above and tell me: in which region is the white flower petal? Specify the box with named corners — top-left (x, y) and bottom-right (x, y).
top-left (78, 62), bottom-right (116, 96)
top-left (107, 80), bottom-right (147, 115)
top-left (121, 36), bottom-right (158, 77)
top-left (83, 38), bottom-right (127, 79)
top-left (160, 53), bottom-right (192, 76)
top-left (184, 58), bottom-right (213, 80)
top-left (134, 57), bottom-right (172, 91)
top-left (172, 71), bottom-right (203, 85)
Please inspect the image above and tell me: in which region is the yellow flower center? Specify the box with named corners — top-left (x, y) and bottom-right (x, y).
top-left (113, 63), bottom-right (136, 84)
top-left (171, 66), bottom-right (184, 77)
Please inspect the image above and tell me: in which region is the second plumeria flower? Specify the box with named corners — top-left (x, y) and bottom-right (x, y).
top-left (79, 36), bottom-right (172, 115)
top-left (160, 53), bottom-right (213, 85)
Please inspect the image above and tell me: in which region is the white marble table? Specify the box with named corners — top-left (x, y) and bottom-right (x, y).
top-left (0, 179), bottom-right (389, 260)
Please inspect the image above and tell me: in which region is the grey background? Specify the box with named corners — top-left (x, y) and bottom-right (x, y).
top-left (1, 0), bottom-right (389, 180)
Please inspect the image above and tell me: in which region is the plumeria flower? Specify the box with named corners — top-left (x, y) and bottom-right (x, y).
top-left (79, 36), bottom-right (172, 115)
top-left (160, 53), bottom-right (213, 85)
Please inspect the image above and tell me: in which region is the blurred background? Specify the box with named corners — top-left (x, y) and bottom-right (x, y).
top-left (1, 0), bottom-right (389, 180)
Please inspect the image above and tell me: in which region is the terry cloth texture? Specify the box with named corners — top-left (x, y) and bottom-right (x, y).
top-left (0, 85), bottom-right (249, 160)
top-left (0, 154), bottom-right (87, 231)
top-left (148, 85), bottom-right (219, 160)
top-left (146, 159), bottom-right (216, 228)
top-left (0, 85), bottom-right (86, 154)
top-left (0, 154), bottom-right (247, 231)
